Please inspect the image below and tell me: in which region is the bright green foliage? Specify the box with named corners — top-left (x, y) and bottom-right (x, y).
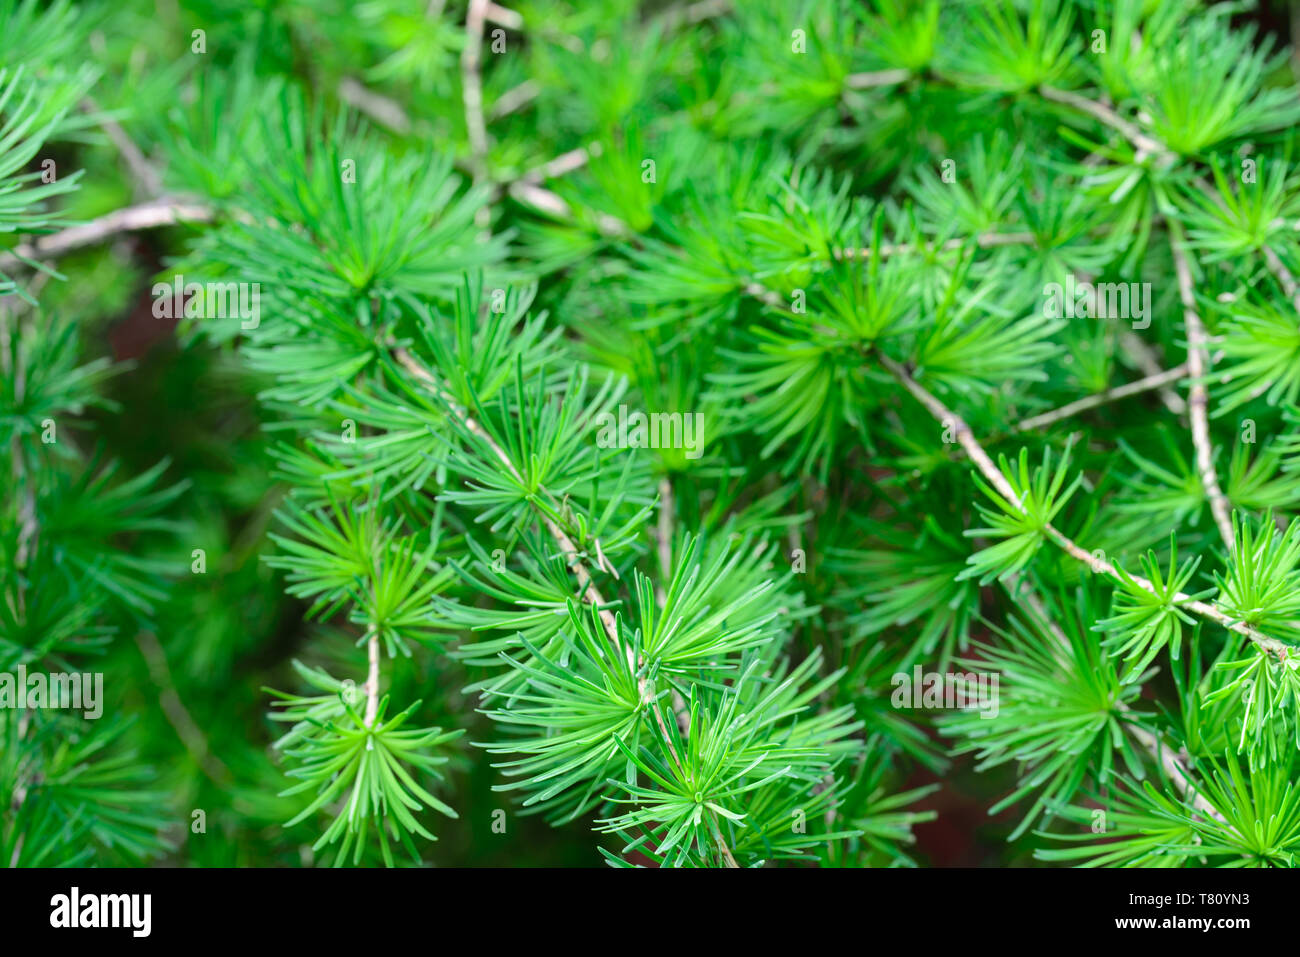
top-left (269, 662), bottom-right (461, 867)
top-left (961, 443), bottom-right (1082, 585)
top-left (6, 0), bottom-right (1300, 870)
top-left (1097, 538), bottom-right (1206, 684)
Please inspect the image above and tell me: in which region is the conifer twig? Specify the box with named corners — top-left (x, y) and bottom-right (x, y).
top-left (836, 231), bottom-right (1038, 261)
top-left (1188, 176), bottom-right (1300, 313)
top-left (520, 143), bottom-right (601, 183)
top-left (338, 77), bottom-right (412, 134)
top-left (363, 627), bottom-right (381, 728)
top-left (653, 476), bottom-right (692, 735)
top-left (659, 0), bottom-right (732, 29)
top-left (655, 477), bottom-right (673, 595)
top-left (1027, 81), bottom-right (1238, 550)
top-left (390, 346), bottom-right (736, 864)
top-left (876, 351), bottom-right (1290, 659)
top-left (5, 131), bottom-right (612, 272)
top-left (489, 79), bottom-right (540, 119)
top-left (1038, 85), bottom-right (1171, 160)
top-left (1046, 84), bottom-right (1300, 316)
top-left (483, 2), bottom-right (522, 29)
top-left (80, 94), bottom-right (164, 198)
top-left (1261, 242), bottom-right (1300, 312)
top-left (0, 198), bottom-right (214, 270)
top-left (1009, 584), bottom-right (1224, 820)
top-left (844, 69), bottom-right (912, 89)
top-left (1124, 720), bottom-right (1223, 820)
top-left (1121, 330), bottom-right (1187, 415)
top-left (508, 180), bottom-right (626, 235)
top-left (756, 245), bottom-right (1231, 813)
top-left (1038, 85), bottom-right (1272, 550)
top-left (883, 358), bottom-right (1231, 819)
top-left (391, 347), bottom-right (621, 637)
top-left (461, 0), bottom-right (491, 185)
top-left (1168, 230), bottom-right (1234, 552)
top-left (1014, 363), bottom-right (1189, 432)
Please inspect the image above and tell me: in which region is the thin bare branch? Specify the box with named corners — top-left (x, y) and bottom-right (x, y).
top-left (845, 69), bottom-right (912, 89)
top-left (1015, 364), bottom-right (1189, 432)
top-left (363, 628), bottom-right (381, 728)
top-left (1121, 330), bottom-right (1187, 415)
top-left (81, 95), bottom-right (164, 197)
top-left (338, 77), bottom-right (412, 134)
top-left (1168, 230), bottom-right (1234, 551)
top-left (484, 1), bottom-right (522, 29)
top-left (1039, 85), bottom-right (1171, 160)
top-left (655, 477), bottom-right (673, 603)
top-left (521, 143), bottom-right (601, 183)
top-left (0, 198), bottom-right (214, 271)
top-left (489, 79), bottom-right (539, 120)
top-left (461, 0), bottom-right (491, 184)
top-left (836, 231), bottom-right (1037, 261)
top-left (1125, 720), bottom-right (1223, 819)
top-left (659, 0), bottom-right (732, 28)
